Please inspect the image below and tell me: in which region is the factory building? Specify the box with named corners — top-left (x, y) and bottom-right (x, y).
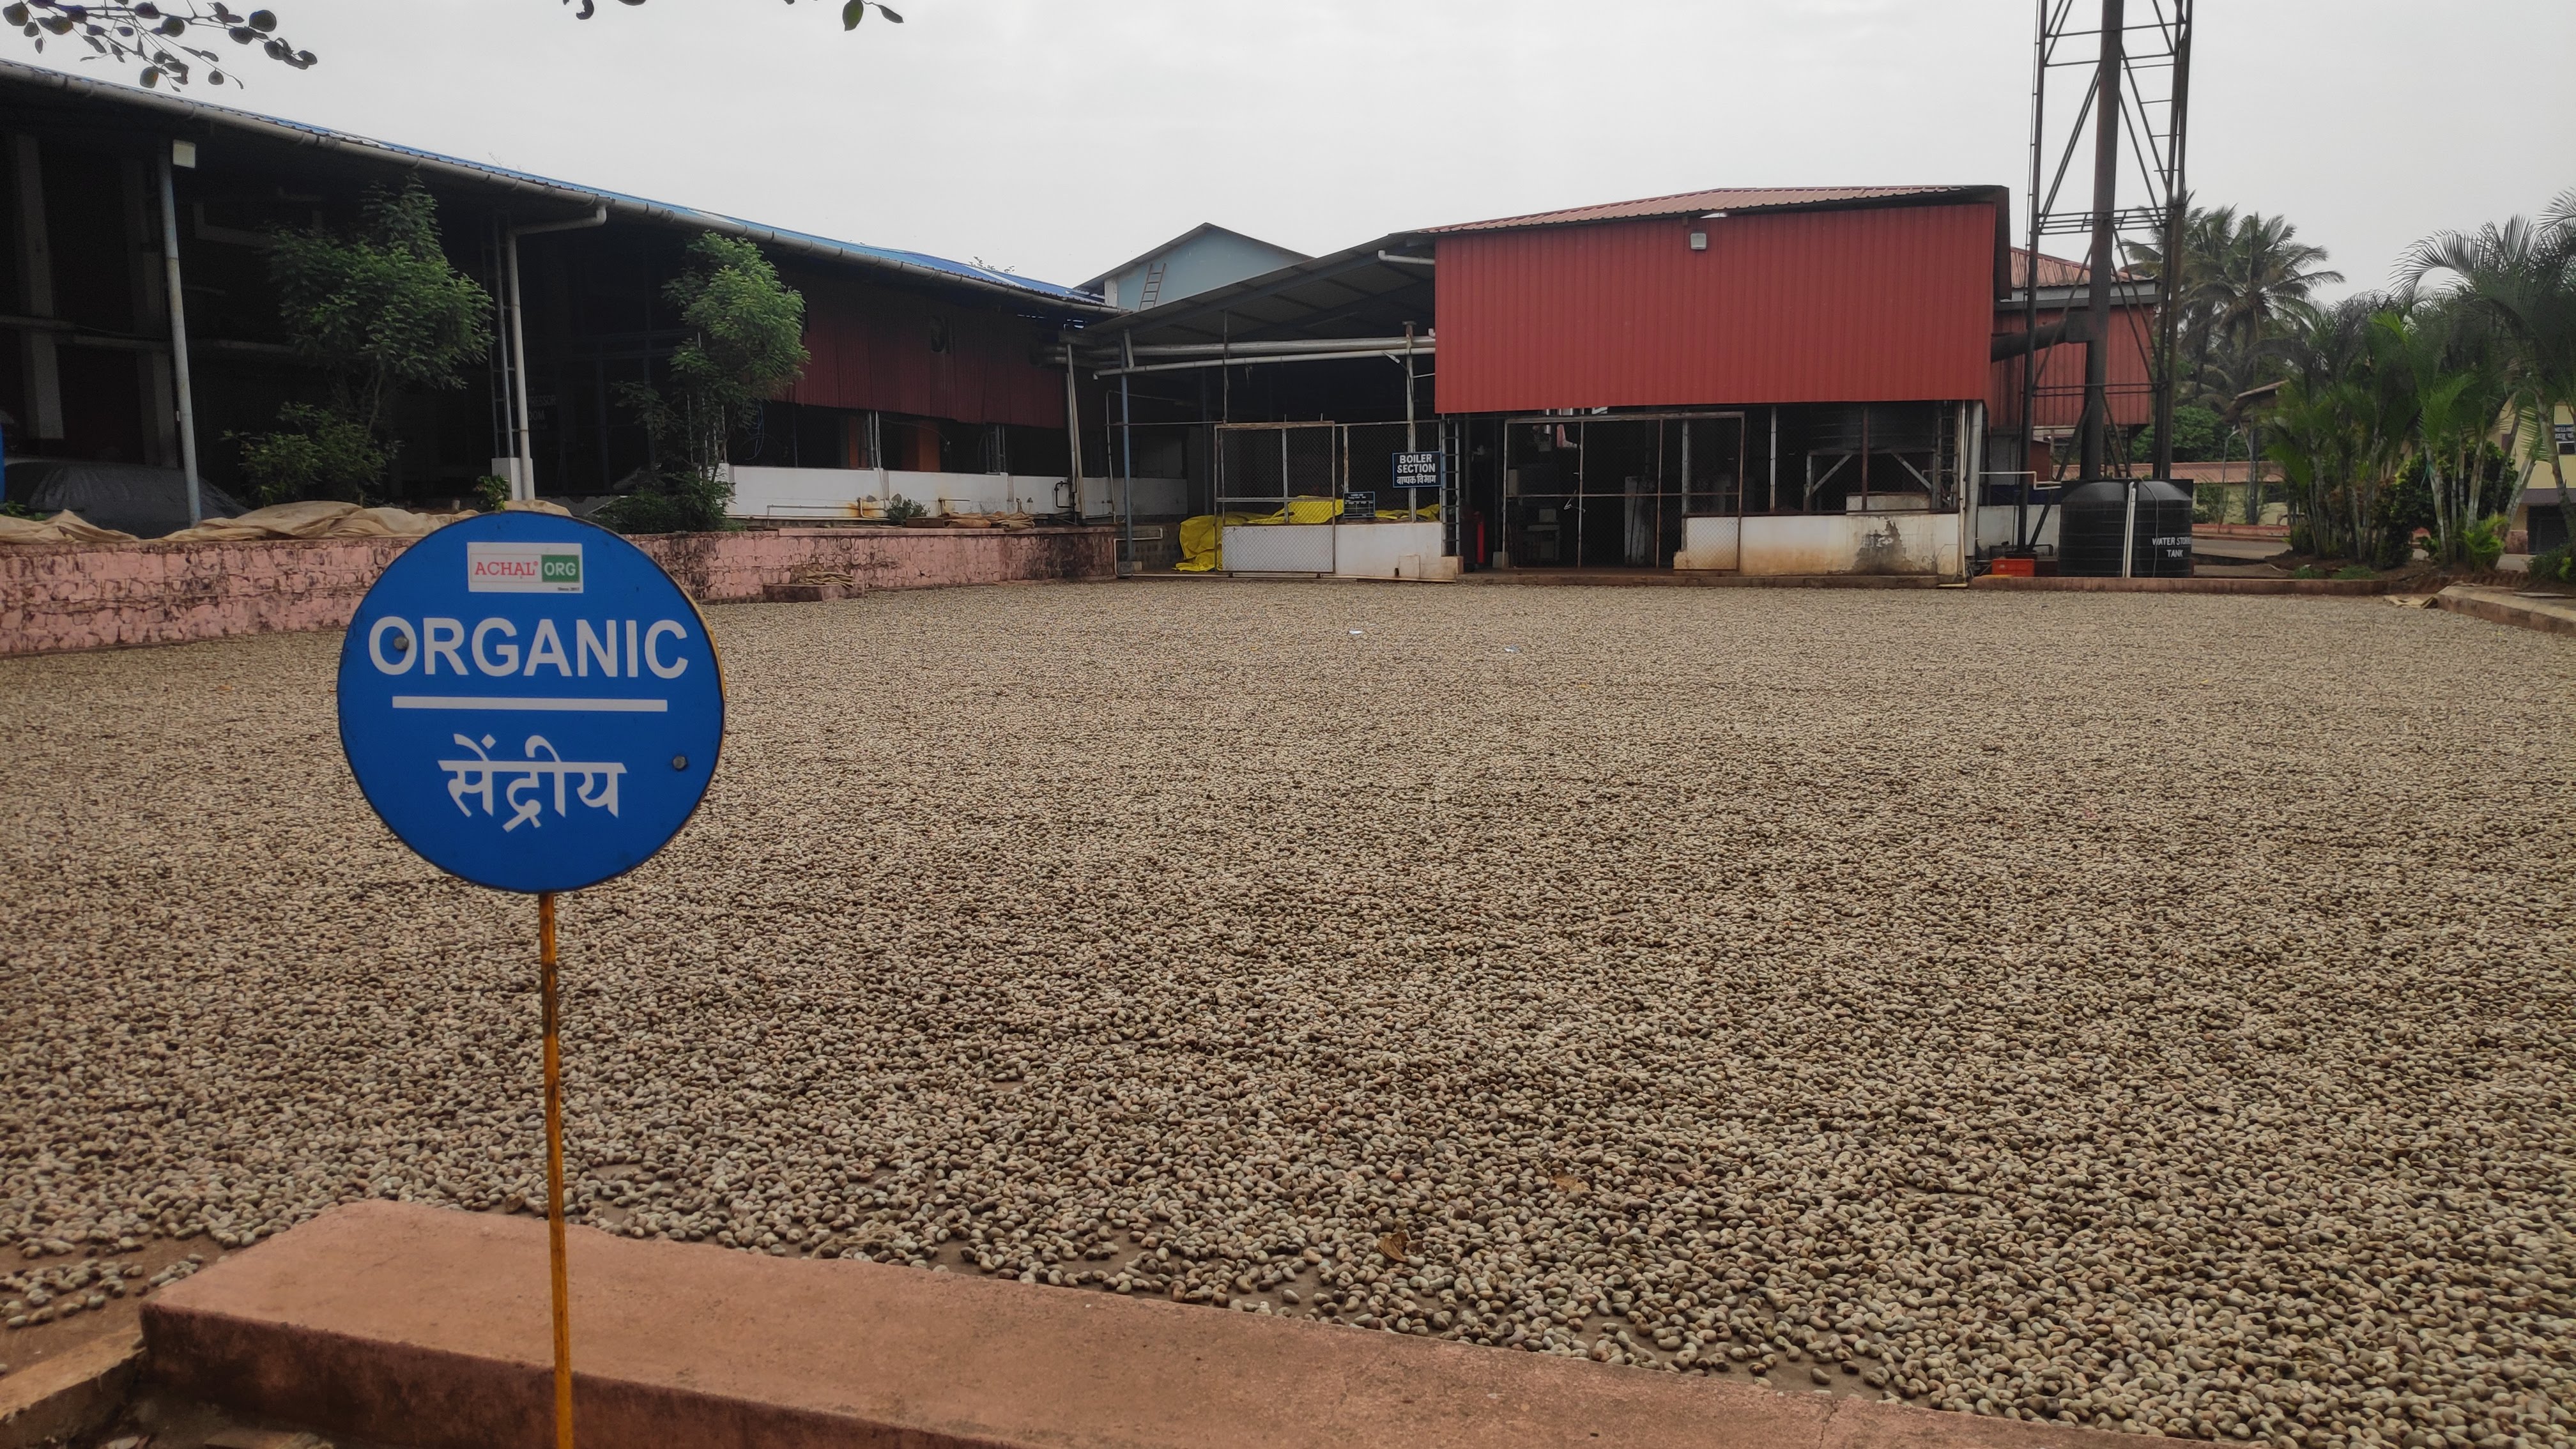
top-left (0, 61), bottom-right (1110, 526)
top-left (1074, 187), bottom-right (2158, 579)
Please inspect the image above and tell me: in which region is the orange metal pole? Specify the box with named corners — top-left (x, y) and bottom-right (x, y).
top-left (539, 890), bottom-right (574, 1449)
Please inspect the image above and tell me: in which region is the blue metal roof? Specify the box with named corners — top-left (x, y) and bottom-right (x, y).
top-left (0, 59), bottom-right (1108, 312)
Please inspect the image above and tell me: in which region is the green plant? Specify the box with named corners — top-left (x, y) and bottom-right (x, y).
top-left (2529, 547), bottom-right (2574, 585)
top-left (884, 494), bottom-right (926, 523)
top-left (473, 475), bottom-right (511, 512)
top-left (2464, 514), bottom-right (2508, 569)
top-left (2404, 191), bottom-right (2576, 572)
top-left (1, 496), bottom-right (41, 520)
top-left (2132, 404), bottom-right (2227, 464)
top-left (603, 232), bottom-right (808, 535)
top-left (2333, 564), bottom-right (2377, 581)
top-left (237, 180), bottom-right (490, 504)
top-left (2293, 564), bottom-right (2324, 579)
top-left (231, 401), bottom-right (388, 505)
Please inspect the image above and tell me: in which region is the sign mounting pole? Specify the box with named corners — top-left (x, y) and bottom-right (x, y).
top-left (540, 889), bottom-right (573, 1449)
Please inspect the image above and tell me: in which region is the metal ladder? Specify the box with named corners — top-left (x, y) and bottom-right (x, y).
top-left (1137, 257), bottom-right (1169, 309)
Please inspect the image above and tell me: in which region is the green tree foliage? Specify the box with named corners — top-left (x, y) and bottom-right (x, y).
top-left (604, 233), bottom-right (809, 535)
top-left (233, 403), bottom-right (385, 505)
top-left (236, 180), bottom-right (492, 504)
top-left (2402, 190), bottom-right (2576, 553)
top-left (2263, 266), bottom-right (2549, 570)
top-left (2126, 203), bottom-right (2344, 519)
top-left (2129, 404), bottom-right (2225, 464)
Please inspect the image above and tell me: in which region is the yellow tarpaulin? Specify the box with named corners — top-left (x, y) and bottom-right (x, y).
top-left (1171, 498), bottom-right (1439, 571)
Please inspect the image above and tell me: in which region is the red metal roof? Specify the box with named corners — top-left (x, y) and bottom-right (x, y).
top-left (2010, 248), bottom-right (2142, 289)
top-left (1430, 185), bottom-right (1998, 233)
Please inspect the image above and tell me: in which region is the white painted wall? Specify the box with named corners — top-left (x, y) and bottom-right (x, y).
top-left (1216, 520), bottom-right (1457, 579)
top-left (728, 466), bottom-right (1071, 521)
top-left (1675, 513), bottom-right (1963, 576)
top-left (1736, 513), bottom-right (1961, 577)
top-left (1332, 521), bottom-right (1453, 580)
top-left (1675, 516), bottom-right (1738, 571)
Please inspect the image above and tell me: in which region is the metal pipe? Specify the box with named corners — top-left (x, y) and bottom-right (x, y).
top-left (2120, 477), bottom-right (2138, 578)
top-left (2080, 0), bottom-right (2126, 483)
top-left (506, 206), bottom-right (608, 502)
top-left (1093, 348), bottom-right (1430, 380)
top-left (1062, 345), bottom-right (1084, 518)
top-left (2152, 0), bottom-right (2193, 482)
top-left (1404, 323), bottom-right (1417, 452)
top-left (1069, 334), bottom-right (1434, 363)
top-left (1119, 332), bottom-right (1135, 576)
top-left (155, 146), bottom-right (201, 525)
top-left (1374, 250), bottom-right (1436, 268)
top-left (2018, 0), bottom-right (2048, 551)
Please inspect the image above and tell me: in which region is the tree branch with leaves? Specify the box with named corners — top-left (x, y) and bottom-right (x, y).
top-left (4, 0), bottom-right (905, 89)
top-left (605, 233), bottom-right (808, 534)
top-left (4, 1), bottom-right (311, 88)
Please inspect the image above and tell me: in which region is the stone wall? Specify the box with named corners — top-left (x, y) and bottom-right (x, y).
top-left (0, 525), bottom-right (1117, 657)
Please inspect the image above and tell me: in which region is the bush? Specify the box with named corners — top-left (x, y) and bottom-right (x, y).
top-left (2529, 547), bottom-right (2574, 586)
top-left (233, 402), bottom-right (389, 505)
top-left (2464, 515), bottom-right (2508, 571)
top-left (2334, 564), bottom-right (2378, 581)
top-left (473, 475), bottom-right (511, 512)
top-left (884, 494), bottom-right (926, 523)
top-left (2293, 565), bottom-right (2324, 579)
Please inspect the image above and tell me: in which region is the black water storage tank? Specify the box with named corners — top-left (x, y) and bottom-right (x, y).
top-left (2059, 479), bottom-right (2193, 577)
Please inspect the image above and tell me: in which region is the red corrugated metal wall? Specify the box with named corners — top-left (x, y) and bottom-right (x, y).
top-left (1987, 305), bottom-right (2156, 431)
top-left (1434, 204), bottom-right (2001, 413)
top-left (785, 270), bottom-right (1064, 429)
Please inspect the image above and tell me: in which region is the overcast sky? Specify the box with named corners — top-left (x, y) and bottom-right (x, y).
top-left (35, 0), bottom-right (2576, 294)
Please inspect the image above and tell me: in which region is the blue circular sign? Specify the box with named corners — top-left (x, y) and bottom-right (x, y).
top-left (336, 512), bottom-right (724, 894)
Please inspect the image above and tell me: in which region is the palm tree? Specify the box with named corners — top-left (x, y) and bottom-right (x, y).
top-left (2400, 191), bottom-right (2576, 554)
top-left (2205, 213), bottom-right (2345, 362)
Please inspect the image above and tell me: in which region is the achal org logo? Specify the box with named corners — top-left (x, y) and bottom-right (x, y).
top-left (465, 540), bottom-right (585, 594)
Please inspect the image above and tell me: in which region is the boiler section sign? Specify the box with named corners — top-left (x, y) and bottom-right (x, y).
top-left (335, 513), bottom-right (724, 894)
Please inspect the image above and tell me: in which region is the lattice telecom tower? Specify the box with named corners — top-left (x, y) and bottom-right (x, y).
top-left (2017, 0), bottom-right (2192, 482)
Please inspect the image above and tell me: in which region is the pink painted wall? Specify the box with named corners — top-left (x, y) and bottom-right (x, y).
top-left (0, 526), bottom-right (1117, 657)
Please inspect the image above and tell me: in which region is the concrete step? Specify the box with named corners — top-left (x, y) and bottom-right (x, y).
top-left (145, 1201), bottom-right (2120, 1449)
top-left (2434, 584), bottom-right (2576, 637)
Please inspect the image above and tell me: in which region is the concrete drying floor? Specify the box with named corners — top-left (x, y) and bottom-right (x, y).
top-left (4, 582), bottom-right (2573, 1447)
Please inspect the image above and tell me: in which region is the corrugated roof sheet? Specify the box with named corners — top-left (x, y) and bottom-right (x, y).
top-left (2011, 248), bottom-right (2142, 289)
top-left (0, 59), bottom-right (1103, 309)
top-left (1429, 185), bottom-right (1995, 233)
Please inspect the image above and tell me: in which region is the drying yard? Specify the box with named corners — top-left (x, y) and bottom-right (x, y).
top-left (5, 581), bottom-right (2574, 1447)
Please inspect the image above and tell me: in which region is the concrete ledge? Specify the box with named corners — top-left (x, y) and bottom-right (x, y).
top-left (1467, 571), bottom-right (1945, 589)
top-left (2434, 584), bottom-right (2576, 637)
top-left (0, 1331), bottom-right (140, 1448)
top-left (0, 525), bottom-right (1116, 657)
top-left (146, 1202), bottom-right (2120, 1449)
top-left (1966, 574), bottom-right (2391, 595)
